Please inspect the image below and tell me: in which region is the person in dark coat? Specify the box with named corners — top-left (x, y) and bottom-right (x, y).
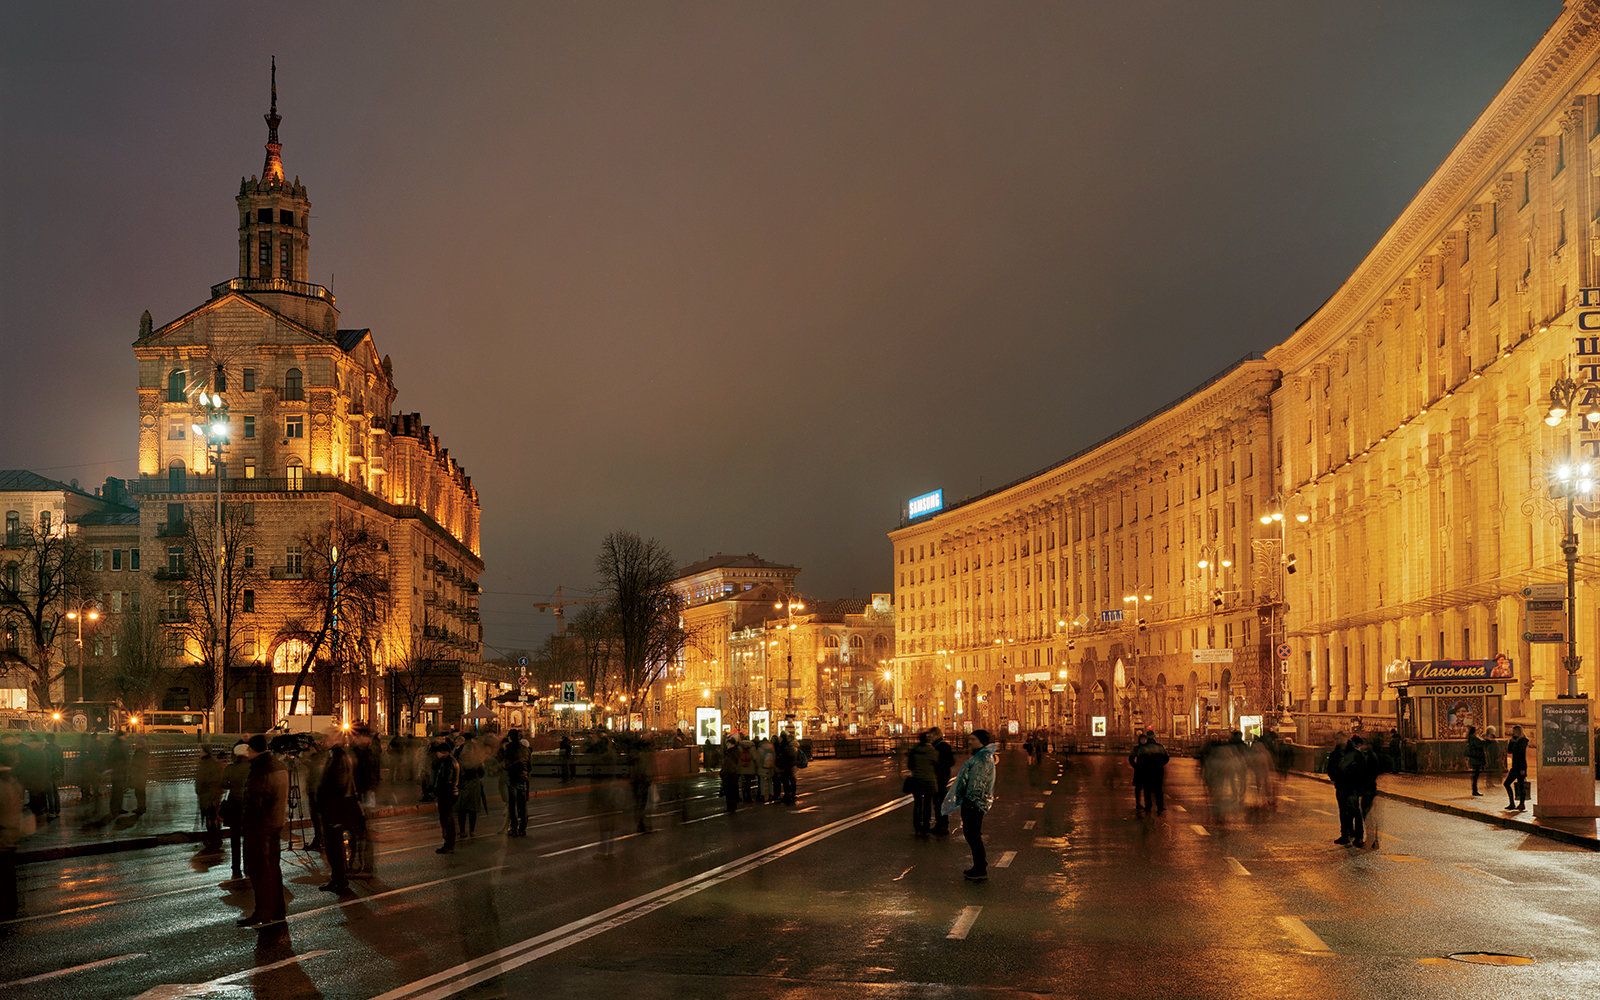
top-left (499, 730), bottom-right (531, 837)
top-left (128, 740), bottom-right (151, 816)
top-left (1504, 725), bottom-right (1530, 811)
top-left (1465, 725), bottom-right (1487, 796)
top-left (720, 736), bottom-right (741, 813)
top-left (431, 741), bottom-right (460, 853)
top-left (904, 731), bottom-right (938, 836)
top-left (930, 727), bottom-right (955, 835)
top-left (1332, 735), bottom-right (1374, 846)
top-left (238, 735), bottom-right (288, 928)
top-left (195, 747), bottom-right (225, 851)
top-left (105, 732), bottom-right (130, 819)
top-left (316, 745), bottom-right (362, 892)
top-left (221, 744), bottom-right (250, 879)
top-left (1132, 730), bottom-right (1170, 813)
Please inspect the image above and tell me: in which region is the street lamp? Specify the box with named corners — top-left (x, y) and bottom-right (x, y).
top-left (1543, 375), bottom-right (1599, 698)
top-left (191, 390), bottom-right (229, 730)
top-left (1259, 496), bottom-right (1308, 727)
top-left (65, 603), bottom-right (100, 702)
top-left (773, 593), bottom-right (804, 719)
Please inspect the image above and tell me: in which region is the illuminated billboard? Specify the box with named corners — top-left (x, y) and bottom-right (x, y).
top-left (907, 489), bottom-right (944, 519)
top-left (695, 707), bottom-right (723, 745)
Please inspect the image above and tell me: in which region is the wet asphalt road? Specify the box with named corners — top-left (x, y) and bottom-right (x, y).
top-left (4, 751), bottom-right (1598, 999)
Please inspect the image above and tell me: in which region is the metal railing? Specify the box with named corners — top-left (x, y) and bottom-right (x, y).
top-left (210, 276), bottom-right (335, 305)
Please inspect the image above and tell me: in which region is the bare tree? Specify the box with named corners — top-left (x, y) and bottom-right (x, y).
top-left (174, 500), bottom-right (261, 716)
top-left (565, 603), bottom-right (620, 709)
top-left (386, 611), bottom-right (456, 735)
top-left (593, 530), bottom-right (686, 710)
top-left (104, 598), bottom-right (175, 713)
top-left (0, 523), bottom-right (89, 709)
top-left (278, 523), bottom-right (391, 717)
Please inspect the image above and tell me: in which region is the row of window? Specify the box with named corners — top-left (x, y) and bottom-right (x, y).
top-left (165, 367), bottom-right (302, 403)
top-left (163, 460), bottom-right (307, 489)
top-left (167, 413), bottom-right (302, 442)
top-left (91, 549), bottom-right (140, 572)
top-left (3, 509), bottom-right (51, 543)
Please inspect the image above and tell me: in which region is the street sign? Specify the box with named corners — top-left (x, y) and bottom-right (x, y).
top-left (1276, 643), bottom-right (1293, 661)
top-left (1524, 599), bottom-right (1568, 643)
top-left (1100, 609), bottom-right (1125, 623)
top-left (1522, 583), bottom-right (1565, 601)
top-left (561, 680), bottom-right (578, 703)
top-left (517, 656), bottom-right (529, 668)
top-left (1192, 648), bottom-right (1234, 664)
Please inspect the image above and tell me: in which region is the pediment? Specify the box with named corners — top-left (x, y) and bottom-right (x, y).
top-left (136, 291), bottom-right (331, 349)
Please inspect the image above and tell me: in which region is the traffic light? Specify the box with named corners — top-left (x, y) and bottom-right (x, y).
top-left (1211, 590), bottom-right (1223, 609)
top-left (1137, 617), bottom-right (1147, 631)
top-left (1066, 639), bottom-right (1076, 651)
top-left (1286, 553), bottom-right (1298, 574)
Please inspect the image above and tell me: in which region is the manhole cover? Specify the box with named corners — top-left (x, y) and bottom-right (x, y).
top-left (1444, 953), bottom-right (1536, 966)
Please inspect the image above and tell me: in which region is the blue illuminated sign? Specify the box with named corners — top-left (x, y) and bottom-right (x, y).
top-left (907, 489), bottom-right (944, 519)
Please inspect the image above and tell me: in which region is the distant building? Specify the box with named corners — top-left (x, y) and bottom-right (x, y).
top-left (128, 67), bottom-right (483, 733)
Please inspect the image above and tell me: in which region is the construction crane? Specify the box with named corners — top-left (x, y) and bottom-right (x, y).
top-left (529, 585), bottom-right (607, 637)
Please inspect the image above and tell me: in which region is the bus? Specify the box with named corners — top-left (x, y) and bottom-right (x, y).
top-left (136, 710), bottom-right (211, 735)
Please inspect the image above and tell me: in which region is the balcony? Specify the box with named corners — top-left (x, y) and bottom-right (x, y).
top-left (210, 275), bottom-right (335, 305)
top-left (153, 567), bottom-right (189, 581)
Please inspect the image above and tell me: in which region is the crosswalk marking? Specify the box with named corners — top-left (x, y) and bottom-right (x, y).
top-left (994, 851), bottom-right (1017, 869)
top-left (1277, 916), bottom-right (1333, 954)
top-left (1023, 820), bottom-right (1036, 830)
top-left (1225, 856), bottom-right (1250, 875)
top-left (948, 906), bottom-right (983, 940)
top-left (1191, 824), bottom-right (1209, 837)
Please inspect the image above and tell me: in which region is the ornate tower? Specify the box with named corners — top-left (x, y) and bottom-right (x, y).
top-left (236, 57), bottom-right (311, 285)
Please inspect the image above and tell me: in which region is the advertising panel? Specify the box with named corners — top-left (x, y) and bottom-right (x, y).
top-left (1541, 702), bottom-right (1593, 768)
top-left (1091, 716), bottom-right (1107, 737)
top-left (695, 707), bottom-right (723, 744)
top-left (749, 711), bottom-right (771, 741)
top-left (1401, 657), bottom-right (1514, 685)
top-left (907, 489), bottom-right (944, 519)
top-left (1434, 695), bottom-right (1485, 740)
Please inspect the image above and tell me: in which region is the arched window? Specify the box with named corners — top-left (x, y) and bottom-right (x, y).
top-left (167, 369), bottom-right (187, 403)
top-left (168, 460), bottom-right (186, 493)
top-left (825, 636), bottom-right (840, 648)
top-left (848, 635), bottom-right (864, 649)
top-left (273, 638), bottom-right (314, 719)
top-left (38, 510), bottom-right (51, 534)
top-left (3, 511), bottom-right (16, 545)
top-left (284, 368), bottom-right (303, 401)
top-left (285, 459), bottom-right (304, 491)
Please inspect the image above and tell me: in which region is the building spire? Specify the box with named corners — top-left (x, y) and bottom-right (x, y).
top-left (262, 56), bottom-right (285, 186)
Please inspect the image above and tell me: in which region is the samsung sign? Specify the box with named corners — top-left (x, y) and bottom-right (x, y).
top-left (907, 489), bottom-right (944, 520)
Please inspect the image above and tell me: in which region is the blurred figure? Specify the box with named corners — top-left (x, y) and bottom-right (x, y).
top-left (590, 735), bottom-right (621, 856)
top-left (456, 736), bottom-right (486, 838)
top-left (1245, 734), bottom-right (1274, 811)
top-left (222, 743), bottom-right (250, 880)
top-left (17, 735), bottom-right (48, 825)
top-left (628, 737), bottom-right (654, 833)
top-left (1127, 733), bottom-right (1148, 811)
top-left (775, 727), bottom-right (800, 805)
top-left (1465, 725), bottom-right (1487, 796)
top-left (431, 741), bottom-right (460, 854)
top-left (736, 734), bottom-right (757, 803)
top-left (720, 736), bottom-right (741, 813)
top-left (195, 747), bottom-right (224, 852)
top-left (1504, 725), bottom-right (1530, 811)
top-left (500, 729), bottom-right (531, 837)
top-left (105, 731), bottom-right (130, 820)
top-left (944, 729), bottom-right (998, 881)
top-left (1201, 735), bottom-right (1244, 824)
top-left (316, 744), bottom-right (361, 893)
top-left (930, 728), bottom-right (955, 836)
top-left (0, 750), bottom-right (23, 919)
top-left (302, 738), bottom-right (327, 853)
top-left (756, 735), bottom-right (776, 803)
top-left (904, 730), bottom-right (937, 836)
top-left (74, 736), bottom-right (103, 814)
top-left (42, 733), bottom-right (63, 819)
top-left (128, 739), bottom-right (150, 816)
top-left (559, 733), bottom-right (575, 782)
top-left (238, 734), bottom-right (289, 928)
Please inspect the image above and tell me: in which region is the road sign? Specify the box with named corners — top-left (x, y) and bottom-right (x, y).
top-left (1524, 599), bottom-right (1568, 643)
top-left (1276, 643), bottom-right (1293, 661)
top-left (1522, 583), bottom-right (1565, 601)
top-left (561, 680), bottom-right (578, 703)
top-left (1193, 648), bottom-right (1234, 664)
top-left (517, 655), bottom-right (529, 668)
top-left (1100, 609), bottom-right (1125, 623)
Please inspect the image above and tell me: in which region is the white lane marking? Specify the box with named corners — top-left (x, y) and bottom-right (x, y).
top-left (539, 832), bottom-right (646, 858)
top-left (947, 905), bottom-right (983, 940)
top-left (1033, 802), bottom-right (1044, 809)
top-left (132, 950), bottom-right (335, 999)
top-left (1458, 864), bottom-right (1512, 884)
top-left (892, 867), bottom-right (914, 881)
top-left (1043, 790), bottom-right (1053, 796)
top-left (994, 851), bottom-right (1017, 869)
top-left (372, 797), bottom-right (907, 1000)
top-left (1050, 780), bottom-right (1059, 785)
top-left (1277, 916), bottom-right (1333, 954)
top-left (290, 868), bottom-right (504, 923)
top-left (0, 953), bottom-right (145, 989)
top-left (1311, 808), bottom-right (1333, 817)
top-left (796, 806), bottom-right (820, 813)
top-left (1171, 803), bottom-right (1187, 813)
top-left (1191, 824), bottom-right (1209, 837)
top-left (1022, 820), bottom-right (1036, 830)
top-left (1279, 795), bottom-right (1296, 803)
top-left (1225, 856), bottom-right (1250, 876)
top-left (0, 882), bottom-right (210, 926)
top-left (682, 811), bottom-right (725, 824)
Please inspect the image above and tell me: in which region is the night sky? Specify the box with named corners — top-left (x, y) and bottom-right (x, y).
top-left (0, 1), bottom-right (1564, 652)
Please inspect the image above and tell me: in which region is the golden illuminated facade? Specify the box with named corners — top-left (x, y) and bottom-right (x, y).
top-left (130, 68), bottom-right (482, 731)
top-left (891, 4), bottom-right (1600, 738)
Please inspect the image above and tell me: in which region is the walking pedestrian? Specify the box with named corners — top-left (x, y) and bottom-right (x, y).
top-left (195, 747), bottom-right (224, 852)
top-left (942, 729), bottom-right (998, 881)
top-left (628, 737), bottom-right (654, 833)
top-left (1465, 725), bottom-right (1487, 796)
top-left (237, 734), bottom-right (289, 928)
top-left (559, 733), bottom-right (575, 782)
top-left (775, 729), bottom-right (800, 805)
top-left (455, 736), bottom-right (485, 838)
top-left (1504, 724), bottom-right (1530, 811)
top-left (736, 735), bottom-right (757, 803)
top-left (930, 727), bottom-right (955, 835)
top-left (499, 729), bottom-right (531, 837)
top-left (42, 733), bottom-right (63, 819)
top-left (105, 732), bottom-right (130, 820)
top-left (128, 739), bottom-right (150, 816)
top-left (0, 750), bottom-right (24, 920)
top-left (720, 736), bottom-right (741, 813)
top-left (221, 743), bottom-right (250, 880)
top-left (431, 741), bottom-right (460, 854)
top-left (1327, 735), bottom-right (1356, 844)
top-left (1355, 735), bottom-right (1384, 849)
top-left (904, 731), bottom-right (938, 836)
top-left (17, 735), bottom-right (48, 824)
top-left (1132, 729), bottom-right (1169, 813)
top-left (316, 744), bottom-right (361, 893)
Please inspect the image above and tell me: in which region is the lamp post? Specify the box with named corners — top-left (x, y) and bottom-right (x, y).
top-left (1543, 376), bottom-right (1600, 698)
top-left (65, 603), bottom-right (100, 703)
top-left (1195, 545), bottom-right (1234, 729)
top-left (1259, 498), bottom-right (1308, 728)
top-left (191, 391), bottom-right (229, 730)
top-left (773, 593), bottom-right (804, 719)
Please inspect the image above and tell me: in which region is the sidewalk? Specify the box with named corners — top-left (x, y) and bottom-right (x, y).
top-left (1293, 769), bottom-right (1600, 851)
top-left (16, 773), bottom-right (607, 865)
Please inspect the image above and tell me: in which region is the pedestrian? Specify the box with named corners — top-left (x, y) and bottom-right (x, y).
top-left (42, 733), bottom-right (63, 819)
top-left (431, 741), bottom-right (460, 854)
top-left (455, 736), bottom-right (485, 838)
top-left (1504, 724), bottom-right (1530, 811)
top-left (1465, 725), bottom-right (1487, 796)
top-left (904, 731), bottom-right (938, 836)
top-left (589, 735), bottom-right (622, 857)
top-left (720, 735), bottom-right (741, 813)
top-left (775, 728), bottom-right (800, 805)
top-left (628, 737), bottom-right (654, 833)
top-left (942, 729), bottom-right (998, 881)
top-left (195, 746), bottom-right (224, 852)
top-left (930, 727), bottom-right (955, 835)
top-left (0, 750), bottom-right (25, 920)
top-left (737, 734), bottom-right (757, 803)
top-left (221, 743), bottom-right (250, 880)
top-left (237, 734), bottom-right (289, 928)
top-left (316, 744), bottom-right (361, 893)
top-left (17, 735), bottom-right (48, 824)
top-left (1333, 735), bottom-right (1373, 847)
top-left (105, 731), bottom-right (130, 819)
top-left (1132, 729), bottom-right (1169, 814)
top-left (1327, 735), bottom-right (1355, 844)
top-left (499, 729), bottom-right (531, 837)
top-left (559, 733), bottom-right (575, 782)
top-left (1127, 733), bottom-right (1148, 811)
top-left (756, 736), bottom-right (776, 803)
top-left (1356, 735), bottom-right (1384, 850)
top-left (128, 739), bottom-right (150, 816)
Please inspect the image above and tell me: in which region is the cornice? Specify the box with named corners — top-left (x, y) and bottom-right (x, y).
top-left (1270, 3), bottom-right (1600, 375)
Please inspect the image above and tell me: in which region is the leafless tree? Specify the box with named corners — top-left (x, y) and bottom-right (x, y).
top-left (278, 523), bottom-right (391, 717)
top-left (386, 611), bottom-right (456, 734)
top-left (593, 530), bottom-right (686, 710)
top-left (173, 500), bottom-right (261, 715)
top-left (0, 523), bottom-right (89, 709)
top-left (565, 603), bottom-right (620, 708)
top-left (104, 598), bottom-right (175, 713)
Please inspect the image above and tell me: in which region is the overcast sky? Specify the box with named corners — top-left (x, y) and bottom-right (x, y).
top-left (0, 1), bottom-right (1565, 652)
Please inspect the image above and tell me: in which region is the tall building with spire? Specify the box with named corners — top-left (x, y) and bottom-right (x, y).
top-left (131, 64), bottom-right (485, 735)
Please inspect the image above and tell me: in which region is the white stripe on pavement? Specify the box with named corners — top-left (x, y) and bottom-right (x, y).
top-left (0, 953), bottom-right (145, 989)
top-left (1457, 865), bottom-right (1511, 884)
top-left (1277, 916), bottom-right (1333, 954)
top-left (1225, 856), bottom-right (1250, 876)
top-left (994, 851), bottom-right (1017, 869)
top-left (290, 868), bottom-right (505, 923)
top-left (1023, 820), bottom-right (1036, 830)
top-left (947, 906), bottom-right (983, 940)
top-left (1191, 824), bottom-right (1209, 837)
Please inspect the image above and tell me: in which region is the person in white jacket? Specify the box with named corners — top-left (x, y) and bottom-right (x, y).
top-left (941, 729), bottom-right (998, 881)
